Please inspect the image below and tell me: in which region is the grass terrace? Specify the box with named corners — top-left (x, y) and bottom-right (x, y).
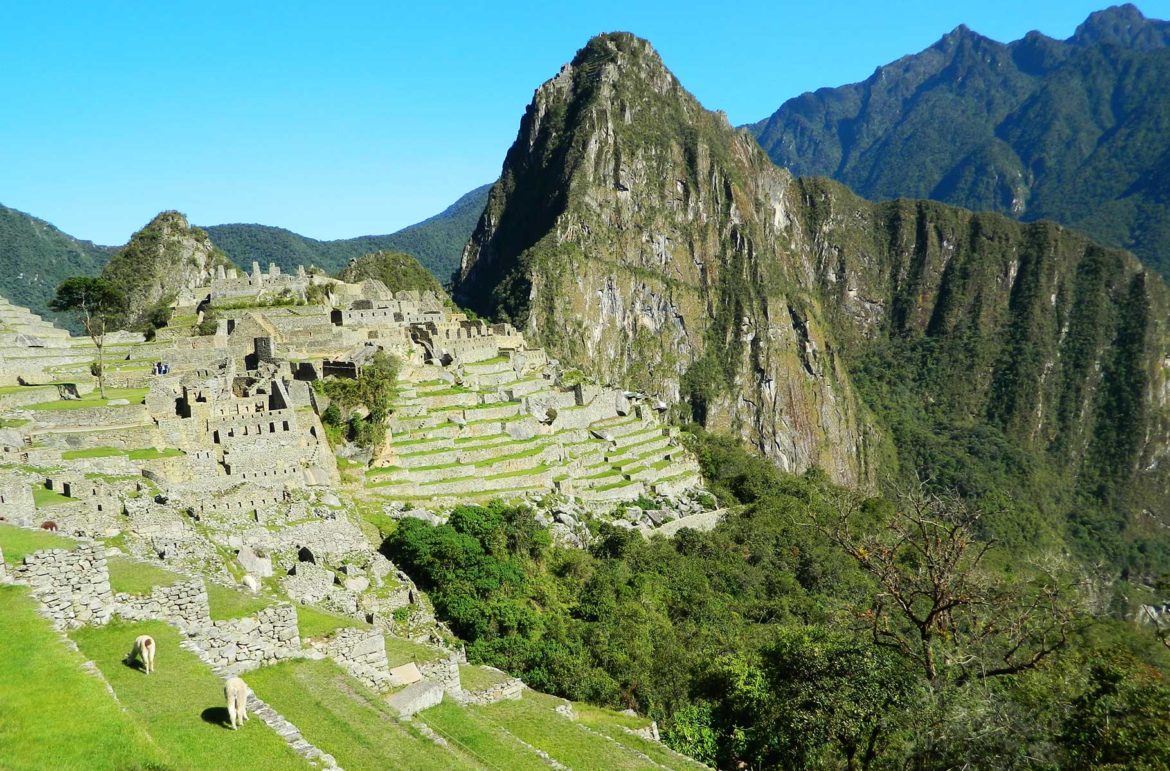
top-left (419, 700), bottom-right (551, 771)
top-left (0, 522), bottom-right (73, 563)
top-left (25, 387), bottom-right (149, 411)
top-left (248, 658), bottom-right (478, 770)
top-left (206, 582), bottom-right (273, 621)
top-left (296, 605), bottom-right (370, 640)
top-left (107, 556), bottom-right (186, 595)
top-left (0, 586), bottom-right (165, 769)
top-left (71, 620), bottom-right (307, 769)
top-left (32, 485), bottom-right (74, 507)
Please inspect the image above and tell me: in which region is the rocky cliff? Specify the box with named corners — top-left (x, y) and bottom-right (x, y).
top-left (102, 211), bottom-right (234, 329)
top-left (455, 32), bottom-right (1170, 520)
top-left (456, 33), bottom-right (874, 486)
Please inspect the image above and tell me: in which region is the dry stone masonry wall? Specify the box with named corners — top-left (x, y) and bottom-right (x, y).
top-left (14, 542), bottom-right (113, 629)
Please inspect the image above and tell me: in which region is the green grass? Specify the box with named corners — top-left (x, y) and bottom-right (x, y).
top-left (572, 702), bottom-right (706, 769)
top-left (25, 387), bottom-right (149, 411)
top-left (383, 635), bottom-right (445, 666)
top-left (206, 583), bottom-right (272, 620)
top-left (475, 692), bottom-right (658, 770)
top-left (0, 417), bottom-right (29, 428)
top-left (296, 605), bottom-right (369, 640)
top-left (0, 586), bottom-right (165, 770)
top-left (459, 663), bottom-right (510, 692)
top-left (419, 700), bottom-right (550, 771)
top-left (61, 446), bottom-right (125, 459)
top-left (248, 658), bottom-right (479, 770)
top-left (31, 485), bottom-right (73, 508)
top-left (127, 447), bottom-right (185, 460)
top-left (0, 522), bottom-right (73, 563)
top-left (107, 556), bottom-right (185, 595)
top-left (71, 620), bottom-right (307, 769)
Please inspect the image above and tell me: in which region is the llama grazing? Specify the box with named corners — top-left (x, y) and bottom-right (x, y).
top-left (126, 635), bottom-right (156, 674)
top-left (224, 676), bottom-right (250, 729)
top-left (39, 521), bottom-right (58, 532)
top-left (241, 574), bottom-right (260, 594)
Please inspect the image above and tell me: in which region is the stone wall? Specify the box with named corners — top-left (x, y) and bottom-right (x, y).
top-left (115, 579), bottom-right (211, 627)
top-left (196, 603), bottom-right (300, 675)
top-left (418, 654), bottom-right (462, 694)
top-left (324, 627), bottom-right (392, 691)
top-left (462, 676), bottom-right (525, 705)
top-left (13, 542), bottom-right (113, 629)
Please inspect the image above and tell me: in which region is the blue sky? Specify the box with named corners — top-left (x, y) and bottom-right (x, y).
top-left (2, 1), bottom-right (1167, 245)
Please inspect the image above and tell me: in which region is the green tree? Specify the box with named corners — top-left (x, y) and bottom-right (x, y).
top-left (49, 277), bottom-right (127, 397)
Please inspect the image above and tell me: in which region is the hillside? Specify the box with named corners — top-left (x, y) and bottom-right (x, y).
top-left (749, 4), bottom-right (1170, 277)
top-left (0, 203), bottom-right (112, 328)
top-left (206, 183), bottom-right (491, 284)
top-left (454, 31), bottom-right (1170, 572)
top-left (101, 211), bottom-right (235, 330)
top-left (335, 250), bottom-right (446, 295)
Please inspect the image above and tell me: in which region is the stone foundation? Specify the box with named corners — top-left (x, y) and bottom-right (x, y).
top-left (14, 542), bottom-right (113, 629)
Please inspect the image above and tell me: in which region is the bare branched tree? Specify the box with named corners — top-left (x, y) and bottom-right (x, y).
top-left (812, 482), bottom-right (1086, 689)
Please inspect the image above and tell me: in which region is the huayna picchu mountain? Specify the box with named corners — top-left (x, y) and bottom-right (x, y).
top-left (455, 31), bottom-right (1170, 569)
top-left (749, 4), bottom-right (1170, 279)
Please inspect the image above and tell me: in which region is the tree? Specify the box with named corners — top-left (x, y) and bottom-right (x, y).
top-left (49, 277), bottom-right (127, 397)
top-left (811, 483), bottom-right (1085, 689)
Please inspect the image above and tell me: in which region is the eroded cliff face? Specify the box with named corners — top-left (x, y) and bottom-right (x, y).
top-left (456, 32), bottom-right (1170, 506)
top-left (456, 33), bottom-right (875, 486)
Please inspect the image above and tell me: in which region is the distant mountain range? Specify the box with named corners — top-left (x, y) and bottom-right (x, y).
top-left (204, 184), bottom-right (491, 283)
top-left (0, 184), bottom-right (490, 326)
top-left (749, 3), bottom-right (1170, 277)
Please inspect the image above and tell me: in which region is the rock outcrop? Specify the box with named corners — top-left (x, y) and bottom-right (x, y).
top-left (102, 210), bottom-right (234, 328)
top-left (455, 32), bottom-right (1170, 512)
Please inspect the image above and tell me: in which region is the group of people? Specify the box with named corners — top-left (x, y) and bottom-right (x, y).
top-left (151, 361), bottom-right (171, 375)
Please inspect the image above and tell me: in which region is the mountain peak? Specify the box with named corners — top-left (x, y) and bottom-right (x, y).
top-left (1072, 4), bottom-right (1170, 49)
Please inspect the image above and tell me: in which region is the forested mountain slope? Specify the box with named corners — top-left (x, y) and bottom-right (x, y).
top-left (454, 31), bottom-right (1170, 572)
top-left (749, 4), bottom-right (1170, 277)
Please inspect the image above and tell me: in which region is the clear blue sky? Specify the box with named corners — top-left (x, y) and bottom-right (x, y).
top-left (2, 1), bottom-right (1167, 245)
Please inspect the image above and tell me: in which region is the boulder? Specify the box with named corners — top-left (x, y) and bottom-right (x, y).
top-left (389, 662), bottom-right (423, 686)
top-left (386, 680), bottom-right (443, 717)
top-left (236, 546), bottom-right (273, 578)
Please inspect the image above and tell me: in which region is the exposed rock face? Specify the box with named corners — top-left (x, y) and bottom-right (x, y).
top-left (455, 32), bottom-right (1170, 509)
top-left (102, 210), bottom-right (234, 328)
top-left (456, 33), bottom-right (874, 486)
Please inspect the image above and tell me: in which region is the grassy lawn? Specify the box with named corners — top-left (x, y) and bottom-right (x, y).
top-left (459, 663), bottom-right (510, 692)
top-left (248, 658), bottom-right (479, 770)
top-left (61, 446), bottom-right (125, 459)
top-left (206, 583), bottom-right (272, 621)
top-left (0, 586), bottom-right (164, 770)
top-left (61, 446), bottom-right (185, 461)
top-left (107, 556), bottom-right (185, 595)
top-left (475, 692), bottom-right (659, 770)
top-left (26, 387), bottom-right (148, 411)
top-left (296, 605), bottom-right (369, 640)
top-left (419, 700), bottom-right (549, 771)
top-left (0, 522), bottom-right (73, 563)
top-left (32, 485), bottom-right (74, 507)
top-left (71, 620), bottom-right (307, 769)
top-left (570, 700), bottom-right (706, 769)
top-left (384, 635), bottom-right (446, 666)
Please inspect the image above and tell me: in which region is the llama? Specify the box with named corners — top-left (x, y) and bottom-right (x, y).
top-left (224, 676), bottom-right (250, 729)
top-left (241, 574), bottom-right (260, 594)
top-left (39, 521), bottom-right (58, 532)
top-left (126, 635), bottom-right (156, 674)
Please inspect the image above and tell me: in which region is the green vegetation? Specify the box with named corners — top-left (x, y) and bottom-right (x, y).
top-left (107, 556), bottom-right (184, 595)
top-left (101, 210), bottom-right (234, 331)
top-left (247, 658), bottom-right (477, 769)
top-left (26, 386), bottom-right (148, 411)
top-left (458, 663), bottom-right (509, 692)
top-left (60, 445), bottom-right (183, 461)
top-left (205, 183), bottom-right (491, 285)
top-left (0, 204), bottom-right (110, 330)
top-left (749, 5), bottom-right (1170, 279)
top-left (71, 620), bottom-right (306, 769)
top-left (205, 582), bottom-right (271, 620)
top-left (0, 522), bottom-right (72, 562)
top-left (296, 605), bottom-right (367, 640)
top-left (0, 586), bottom-right (164, 769)
top-left (419, 700), bottom-right (551, 771)
top-left (32, 486), bottom-right (73, 507)
top-left (316, 350), bottom-right (399, 451)
top-left (383, 429), bottom-right (1170, 769)
top-left (383, 635), bottom-right (444, 666)
top-left (337, 250), bottom-right (445, 295)
top-left (49, 276), bottom-right (127, 397)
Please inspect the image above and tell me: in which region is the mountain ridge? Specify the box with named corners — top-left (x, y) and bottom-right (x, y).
top-left (455, 30), bottom-right (1170, 570)
top-left (748, 3), bottom-right (1170, 277)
